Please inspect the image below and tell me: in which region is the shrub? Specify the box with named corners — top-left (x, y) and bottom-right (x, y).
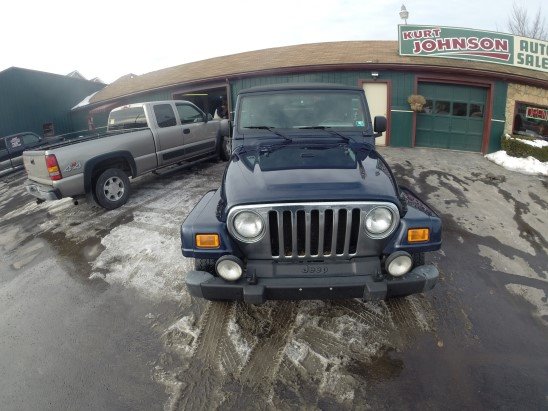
top-left (407, 95), bottom-right (426, 112)
top-left (501, 137), bottom-right (548, 162)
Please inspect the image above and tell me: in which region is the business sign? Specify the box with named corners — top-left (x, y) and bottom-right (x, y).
top-left (526, 106), bottom-right (547, 120)
top-left (398, 25), bottom-right (548, 73)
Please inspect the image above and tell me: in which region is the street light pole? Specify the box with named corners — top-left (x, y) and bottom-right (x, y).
top-left (400, 4), bottom-right (409, 25)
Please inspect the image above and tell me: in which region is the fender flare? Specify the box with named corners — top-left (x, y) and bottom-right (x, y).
top-left (83, 151), bottom-right (137, 194)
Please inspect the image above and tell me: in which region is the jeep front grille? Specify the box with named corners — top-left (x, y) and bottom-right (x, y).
top-left (227, 202), bottom-right (400, 261)
top-left (267, 208), bottom-right (362, 258)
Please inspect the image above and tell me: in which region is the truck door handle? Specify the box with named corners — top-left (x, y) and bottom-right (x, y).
top-left (183, 128), bottom-right (190, 134)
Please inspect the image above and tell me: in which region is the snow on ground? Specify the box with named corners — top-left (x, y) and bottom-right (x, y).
top-left (90, 224), bottom-right (190, 301)
top-left (506, 284), bottom-right (548, 326)
top-left (485, 151), bottom-right (548, 176)
top-left (515, 138), bottom-right (548, 148)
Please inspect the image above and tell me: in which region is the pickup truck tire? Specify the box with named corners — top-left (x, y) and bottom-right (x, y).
top-left (220, 137), bottom-right (231, 161)
top-left (94, 168), bottom-right (131, 210)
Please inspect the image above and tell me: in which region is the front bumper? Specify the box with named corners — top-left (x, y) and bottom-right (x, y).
top-left (185, 264), bottom-right (439, 304)
top-left (25, 180), bottom-right (61, 201)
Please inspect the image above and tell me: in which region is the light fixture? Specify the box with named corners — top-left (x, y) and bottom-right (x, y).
top-left (371, 71), bottom-right (379, 80)
top-left (399, 4), bottom-right (409, 24)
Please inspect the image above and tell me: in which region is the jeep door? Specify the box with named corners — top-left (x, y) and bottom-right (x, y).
top-left (175, 103), bottom-right (216, 159)
top-left (152, 103), bottom-right (187, 166)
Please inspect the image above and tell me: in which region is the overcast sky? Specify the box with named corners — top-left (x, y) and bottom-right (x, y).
top-left (1, 0), bottom-right (546, 83)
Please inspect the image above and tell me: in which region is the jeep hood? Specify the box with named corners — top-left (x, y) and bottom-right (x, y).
top-left (222, 143), bottom-right (400, 210)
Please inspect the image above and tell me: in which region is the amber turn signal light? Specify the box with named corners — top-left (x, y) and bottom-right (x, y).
top-left (195, 234), bottom-right (220, 248)
top-left (407, 228), bottom-right (430, 243)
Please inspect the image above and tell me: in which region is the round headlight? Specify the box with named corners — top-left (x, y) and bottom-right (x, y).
top-left (386, 252), bottom-right (413, 277)
top-left (216, 256), bottom-right (244, 281)
top-left (365, 207), bottom-right (393, 236)
top-left (233, 211), bottom-right (265, 241)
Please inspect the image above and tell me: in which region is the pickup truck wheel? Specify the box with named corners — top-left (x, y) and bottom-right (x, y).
top-left (194, 258), bottom-right (217, 274)
top-left (220, 137), bottom-right (231, 161)
top-left (94, 168), bottom-right (131, 210)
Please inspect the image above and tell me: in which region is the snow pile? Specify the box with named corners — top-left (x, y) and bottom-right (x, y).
top-left (515, 138), bottom-right (548, 148)
top-left (485, 151), bottom-right (548, 176)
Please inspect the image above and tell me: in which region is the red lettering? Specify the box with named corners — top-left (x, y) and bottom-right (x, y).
top-left (494, 38), bottom-right (509, 52)
top-left (437, 38), bottom-right (452, 50)
top-left (412, 41), bottom-right (422, 53)
top-left (480, 38), bottom-right (494, 50)
top-left (422, 39), bottom-right (437, 52)
top-left (468, 37), bottom-right (479, 50)
top-left (432, 28), bottom-right (441, 37)
top-left (403, 31), bottom-right (414, 40)
top-left (423, 29), bottom-right (432, 37)
top-left (452, 38), bottom-right (467, 50)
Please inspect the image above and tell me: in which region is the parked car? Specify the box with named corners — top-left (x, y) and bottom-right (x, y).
top-left (1, 132), bottom-right (46, 176)
top-left (23, 101), bottom-right (231, 209)
top-left (181, 83), bottom-right (442, 304)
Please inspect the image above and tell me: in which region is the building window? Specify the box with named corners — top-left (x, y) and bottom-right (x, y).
top-left (512, 102), bottom-right (548, 138)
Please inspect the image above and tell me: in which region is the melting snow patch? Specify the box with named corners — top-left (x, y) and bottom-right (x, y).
top-left (485, 151), bottom-right (548, 176)
top-left (506, 284), bottom-right (548, 326)
top-left (284, 340), bottom-right (309, 366)
top-left (515, 138), bottom-right (548, 148)
top-left (227, 316), bottom-right (254, 363)
top-left (163, 315), bottom-right (198, 356)
top-left (90, 225), bottom-right (189, 301)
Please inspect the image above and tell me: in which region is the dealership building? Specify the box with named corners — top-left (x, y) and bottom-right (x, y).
top-left (72, 25), bottom-right (548, 154)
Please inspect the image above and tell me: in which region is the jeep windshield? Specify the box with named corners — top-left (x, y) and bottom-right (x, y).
top-left (238, 91), bottom-right (369, 131)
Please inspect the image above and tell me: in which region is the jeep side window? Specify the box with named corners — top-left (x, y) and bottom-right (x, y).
top-left (176, 104), bottom-right (203, 125)
top-left (153, 104), bottom-right (177, 128)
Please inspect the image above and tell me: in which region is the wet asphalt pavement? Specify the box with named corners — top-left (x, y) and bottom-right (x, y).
top-left (0, 148), bottom-right (546, 410)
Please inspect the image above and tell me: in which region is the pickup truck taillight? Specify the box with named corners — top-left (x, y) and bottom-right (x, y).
top-left (46, 154), bottom-right (62, 181)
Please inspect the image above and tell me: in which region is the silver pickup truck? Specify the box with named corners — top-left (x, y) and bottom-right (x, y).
top-left (23, 100), bottom-right (231, 209)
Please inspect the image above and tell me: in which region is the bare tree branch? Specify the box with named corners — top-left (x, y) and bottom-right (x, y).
top-left (506, 1), bottom-right (547, 40)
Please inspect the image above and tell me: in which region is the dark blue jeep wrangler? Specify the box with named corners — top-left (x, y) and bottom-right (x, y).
top-left (181, 84), bottom-right (441, 304)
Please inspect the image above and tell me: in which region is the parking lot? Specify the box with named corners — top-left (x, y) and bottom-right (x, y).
top-left (0, 147), bottom-right (546, 410)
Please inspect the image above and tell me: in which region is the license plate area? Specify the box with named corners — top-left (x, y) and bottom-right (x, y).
top-left (247, 257), bottom-right (381, 278)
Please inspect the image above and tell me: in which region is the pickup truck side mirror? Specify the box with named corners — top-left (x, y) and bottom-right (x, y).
top-left (220, 119), bottom-right (231, 137)
top-left (373, 116), bottom-right (387, 136)
top-left (206, 113), bottom-right (213, 122)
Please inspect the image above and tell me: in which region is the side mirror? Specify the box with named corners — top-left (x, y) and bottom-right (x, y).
top-left (207, 113), bottom-right (213, 121)
top-left (220, 119), bottom-right (230, 137)
top-left (373, 116), bottom-right (387, 136)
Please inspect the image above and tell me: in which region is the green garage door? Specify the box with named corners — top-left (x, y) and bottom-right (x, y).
top-left (416, 83), bottom-right (487, 151)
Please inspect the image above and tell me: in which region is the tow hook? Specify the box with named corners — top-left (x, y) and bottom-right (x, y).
top-left (36, 199), bottom-right (45, 205)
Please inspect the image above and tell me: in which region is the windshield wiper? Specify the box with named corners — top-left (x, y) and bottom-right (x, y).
top-left (244, 126), bottom-right (292, 142)
top-left (297, 126), bottom-right (350, 143)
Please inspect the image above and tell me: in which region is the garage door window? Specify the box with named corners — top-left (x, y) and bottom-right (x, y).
top-left (470, 104), bottom-right (484, 118)
top-left (434, 101), bottom-right (450, 115)
top-left (452, 103), bottom-right (468, 117)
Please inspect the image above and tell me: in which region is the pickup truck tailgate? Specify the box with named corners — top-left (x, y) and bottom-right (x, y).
top-left (23, 151), bottom-right (51, 182)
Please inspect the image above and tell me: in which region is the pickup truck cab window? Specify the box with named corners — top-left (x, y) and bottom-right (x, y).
top-left (21, 133), bottom-right (40, 145)
top-left (176, 104), bottom-right (204, 125)
top-left (238, 91), bottom-right (368, 131)
top-left (154, 104), bottom-right (178, 128)
top-left (108, 107), bottom-right (148, 130)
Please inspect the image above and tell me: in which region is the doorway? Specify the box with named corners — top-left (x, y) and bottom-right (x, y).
top-left (363, 82), bottom-right (389, 146)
